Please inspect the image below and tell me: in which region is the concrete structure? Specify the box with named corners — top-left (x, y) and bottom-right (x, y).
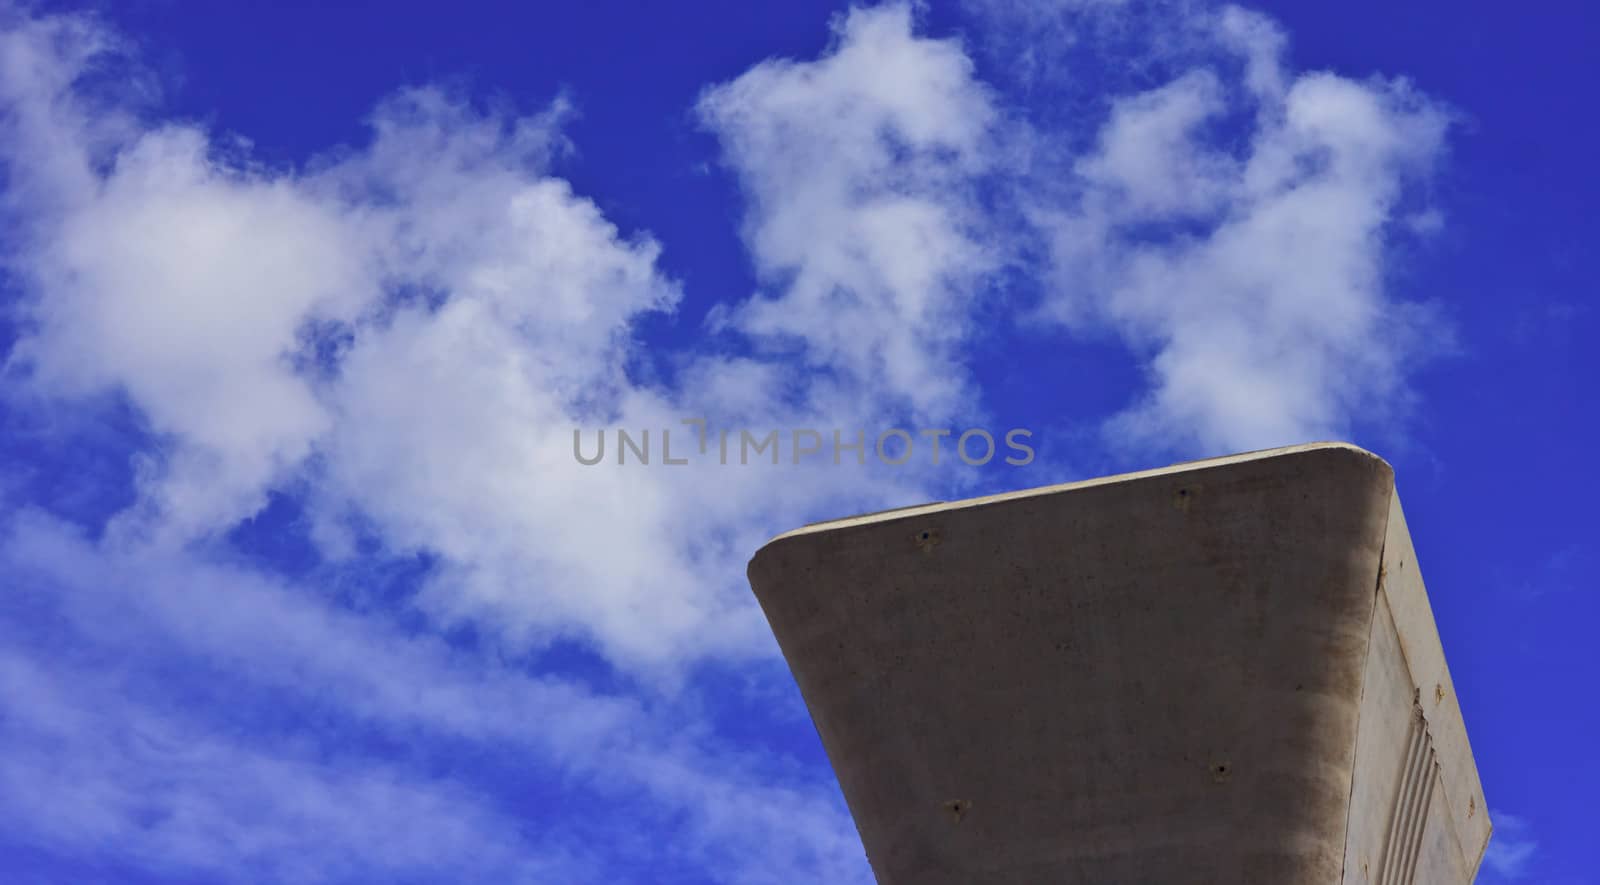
top-left (747, 443), bottom-right (1490, 883)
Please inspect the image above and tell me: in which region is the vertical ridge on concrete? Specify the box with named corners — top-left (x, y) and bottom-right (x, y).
top-left (1405, 763), bottom-right (1439, 883)
top-left (1378, 711), bottom-right (1424, 883)
top-left (1378, 707), bottom-right (1437, 885)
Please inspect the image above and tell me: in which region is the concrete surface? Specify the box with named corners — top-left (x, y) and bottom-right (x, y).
top-left (747, 442), bottom-right (1490, 884)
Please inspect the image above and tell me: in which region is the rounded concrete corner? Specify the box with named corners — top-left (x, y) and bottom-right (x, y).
top-left (1293, 440), bottom-right (1394, 476)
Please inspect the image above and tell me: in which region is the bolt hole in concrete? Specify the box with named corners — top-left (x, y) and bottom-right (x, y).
top-left (943, 799), bottom-right (969, 822)
top-left (1173, 486), bottom-right (1199, 511)
top-left (1212, 762), bottom-right (1231, 782)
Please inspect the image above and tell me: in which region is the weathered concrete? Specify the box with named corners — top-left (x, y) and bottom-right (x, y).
top-left (747, 442), bottom-right (1489, 884)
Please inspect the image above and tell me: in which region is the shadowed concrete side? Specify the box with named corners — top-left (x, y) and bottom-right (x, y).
top-left (1342, 493), bottom-right (1492, 884)
top-left (748, 443), bottom-right (1488, 884)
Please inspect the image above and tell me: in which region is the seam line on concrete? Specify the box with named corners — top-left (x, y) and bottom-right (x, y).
top-left (1339, 481), bottom-right (1394, 885)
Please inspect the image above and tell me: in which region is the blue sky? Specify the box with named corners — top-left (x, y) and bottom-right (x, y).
top-left (0, 0), bottom-right (1592, 882)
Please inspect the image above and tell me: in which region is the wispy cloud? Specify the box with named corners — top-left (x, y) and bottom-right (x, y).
top-left (0, 646), bottom-right (591, 883)
top-left (1483, 811), bottom-right (1538, 880)
top-left (1511, 543), bottom-right (1590, 602)
top-left (0, 510), bottom-right (870, 882)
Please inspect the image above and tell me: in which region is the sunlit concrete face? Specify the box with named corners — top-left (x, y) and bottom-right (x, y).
top-left (747, 443), bottom-right (1491, 884)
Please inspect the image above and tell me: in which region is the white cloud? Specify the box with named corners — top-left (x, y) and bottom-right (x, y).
top-left (1031, 5), bottom-right (1452, 454)
top-left (4, 0), bottom-right (1451, 674)
top-left (0, 11), bottom-right (904, 878)
top-left (1, 21), bottom-right (373, 540)
top-left (1074, 69), bottom-right (1233, 219)
top-left (0, 8), bottom-right (937, 672)
top-left (697, 3), bottom-right (1001, 422)
top-left (1482, 811), bottom-right (1538, 880)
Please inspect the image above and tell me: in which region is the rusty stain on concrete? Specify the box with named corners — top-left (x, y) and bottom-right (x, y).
top-left (942, 799), bottom-right (969, 823)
